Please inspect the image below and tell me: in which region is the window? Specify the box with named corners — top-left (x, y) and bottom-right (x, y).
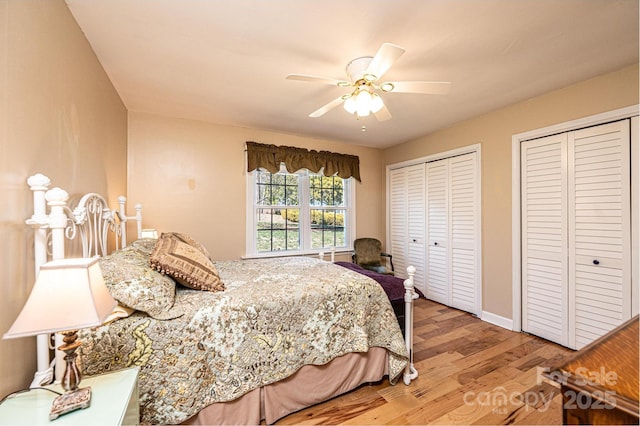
top-left (255, 171), bottom-right (300, 252)
top-left (247, 168), bottom-right (355, 256)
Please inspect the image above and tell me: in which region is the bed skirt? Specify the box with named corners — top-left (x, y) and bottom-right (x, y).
top-left (182, 347), bottom-right (389, 425)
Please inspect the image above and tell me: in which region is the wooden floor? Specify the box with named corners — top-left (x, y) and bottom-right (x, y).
top-left (276, 298), bottom-right (574, 425)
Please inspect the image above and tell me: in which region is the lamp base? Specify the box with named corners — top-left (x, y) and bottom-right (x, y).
top-left (49, 387), bottom-right (92, 420)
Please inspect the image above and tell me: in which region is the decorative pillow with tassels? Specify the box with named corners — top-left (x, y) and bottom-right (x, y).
top-left (150, 232), bottom-right (225, 292)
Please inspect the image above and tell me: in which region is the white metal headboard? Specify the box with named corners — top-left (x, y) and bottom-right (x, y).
top-left (71, 193), bottom-right (142, 257)
top-left (25, 173), bottom-right (142, 386)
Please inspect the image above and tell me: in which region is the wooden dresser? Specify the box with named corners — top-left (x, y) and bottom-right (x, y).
top-left (545, 316), bottom-right (639, 425)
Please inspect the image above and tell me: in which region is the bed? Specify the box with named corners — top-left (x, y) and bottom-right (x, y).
top-left (334, 261), bottom-right (425, 336)
top-left (24, 173), bottom-right (419, 425)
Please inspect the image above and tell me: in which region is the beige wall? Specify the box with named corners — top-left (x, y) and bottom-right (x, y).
top-left (384, 63), bottom-right (639, 320)
top-left (0, 0), bottom-right (127, 395)
top-left (127, 111), bottom-right (385, 261)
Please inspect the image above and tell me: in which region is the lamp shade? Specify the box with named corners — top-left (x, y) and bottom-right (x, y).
top-left (343, 96), bottom-right (357, 114)
top-left (3, 257), bottom-right (116, 339)
top-left (370, 93), bottom-right (384, 113)
top-left (356, 90), bottom-right (372, 117)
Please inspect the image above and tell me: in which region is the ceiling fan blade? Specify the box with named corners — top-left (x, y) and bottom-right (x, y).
top-left (385, 81), bottom-right (451, 95)
top-left (365, 43), bottom-right (406, 81)
top-left (286, 74), bottom-right (349, 87)
top-left (373, 104), bottom-right (392, 122)
top-left (309, 96), bottom-right (345, 118)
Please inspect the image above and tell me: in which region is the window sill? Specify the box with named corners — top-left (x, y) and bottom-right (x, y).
top-left (242, 248), bottom-right (353, 260)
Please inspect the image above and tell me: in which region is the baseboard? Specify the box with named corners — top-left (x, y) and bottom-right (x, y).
top-left (481, 311), bottom-right (514, 331)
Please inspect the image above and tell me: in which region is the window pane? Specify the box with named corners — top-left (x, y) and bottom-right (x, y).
top-left (256, 170), bottom-right (271, 184)
top-left (263, 173), bottom-right (298, 206)
top-left (310, 208), bottom-right (346, 249)
top-left (271, 231), bottom-right (286, 251)
top-left (271, 173), bottom-right (285, 185)
top-left (283, 208), bottom-right (300, 225)
top-left (269, 228), bottom-right (300, 251)
top-left (309, 175), bottom-right (345, 207)
top-left (253, 171), bottom-right (350, 254)
top-left (333, 178), bottom-right (344, 206)
top-left (285, 174), bottom-right (298, 185)
top-left (256, 183), bottom-right (271, 206)
top-left (285, 184), bottom-right (298, 206)
top-left (257, 230), bottom-right (272, 252)
top-left (272, 209), bottom-right (285, 229)
top-left (256, 208), bottom-right (275, 229)
top-left (334, 227), bottom-right (345, 247)
top-left (256, 207), bottom-right (301, 252)
top-left (322, 230), bottom-right (334, 248)
top-left (272, 184), bottom-right (285, 205)
top-left (255, 172), bottom-right (299, 207)
top-left (309, 178), bottom-right (321, 205)
top-left (286, 230), bottom-right (300, 250)
top-left (321, 189), bottom-right (333, 206)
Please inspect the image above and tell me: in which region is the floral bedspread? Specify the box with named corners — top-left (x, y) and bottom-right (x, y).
top-left (79, 257), bottom-right (408, 425)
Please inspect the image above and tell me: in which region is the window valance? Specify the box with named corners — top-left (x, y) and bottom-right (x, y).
top-left (246, 141), bottom-right (361, 182)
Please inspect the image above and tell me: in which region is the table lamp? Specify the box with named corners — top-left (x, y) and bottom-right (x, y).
top-left (3, 257), bottom-right (116, 420)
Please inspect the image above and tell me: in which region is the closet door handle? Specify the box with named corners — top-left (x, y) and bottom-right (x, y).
top-left (593, 259), bottom-right (600, 265)
top-left (434, 242), bottom-right (438, 246)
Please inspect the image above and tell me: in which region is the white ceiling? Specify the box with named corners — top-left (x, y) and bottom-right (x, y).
top-left (65, 0), bottom-right (639, 149)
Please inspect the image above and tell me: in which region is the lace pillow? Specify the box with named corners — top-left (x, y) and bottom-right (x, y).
top-left (99, 239), bottom-right (183, 320)
top-left (150, 232), bottom-right (225, 292)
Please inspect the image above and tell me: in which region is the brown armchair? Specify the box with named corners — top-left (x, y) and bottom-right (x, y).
top-left (352, 238), bottom-right (394, 275)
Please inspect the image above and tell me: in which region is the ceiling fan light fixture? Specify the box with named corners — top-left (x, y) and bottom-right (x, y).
top-left (356, 90), bottom-right (372, 117)
top-left (363, 73), bottom-right (377, 82)
top-left (343, 95), bottom-right (357, 114)
top-left (357, 107), bottom-right (371, 117)
top-left (346, 56), bottom-right (373, 83)
top-left (287, 43), bottom-right (451, 122)
top-left (370, 93), bottom-right (384, 113)
top-left (356, 89), bottom-right (371, 106)
top-left (380, 82), bottom-right (395, 92)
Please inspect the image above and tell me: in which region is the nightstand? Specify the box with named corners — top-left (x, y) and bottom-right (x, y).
top-left (0, 367), bottom-right (139, 425)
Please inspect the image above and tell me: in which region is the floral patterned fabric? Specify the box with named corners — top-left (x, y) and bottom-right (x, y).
top-left (98, 239), bottom-right (183, 320)
top-left (79, 257), bottom-right (408, 425)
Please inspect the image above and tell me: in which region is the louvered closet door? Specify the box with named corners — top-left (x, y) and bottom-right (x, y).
top-left (406, 164), bottom-right (426, 293)
top-left (449, 153), bottom-right (479, 314)
top-left (522, 120), bottom-right (631, 350)
top-left (568, 120), bottom-right (631, 349)
top-left (426, 153), bottom-right (480, 314)
top-left (521, 134), bottom-right (569, 346)
top-left (389, 168), bottom-right (408, 276)
top-left (426, 159), bottom-right (449, 305)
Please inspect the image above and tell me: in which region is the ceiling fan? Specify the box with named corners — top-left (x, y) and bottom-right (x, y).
top-left (286, 43), bottom-right (451, 122)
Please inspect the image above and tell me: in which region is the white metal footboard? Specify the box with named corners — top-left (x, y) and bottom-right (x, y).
top-left (403, 265), bottom-right (419, 385)
top-left (326, 247), bottom-right (419, 385)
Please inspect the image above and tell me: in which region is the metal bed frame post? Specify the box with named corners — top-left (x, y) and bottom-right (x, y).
top-left (403, 265), bottom-right (418, 385)
top-left (118, 196), bottom-right (143, 247)
top-left (25, 175), bottom-right (70, 386)
top-left (26, 174), bottom-right (53, 387)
